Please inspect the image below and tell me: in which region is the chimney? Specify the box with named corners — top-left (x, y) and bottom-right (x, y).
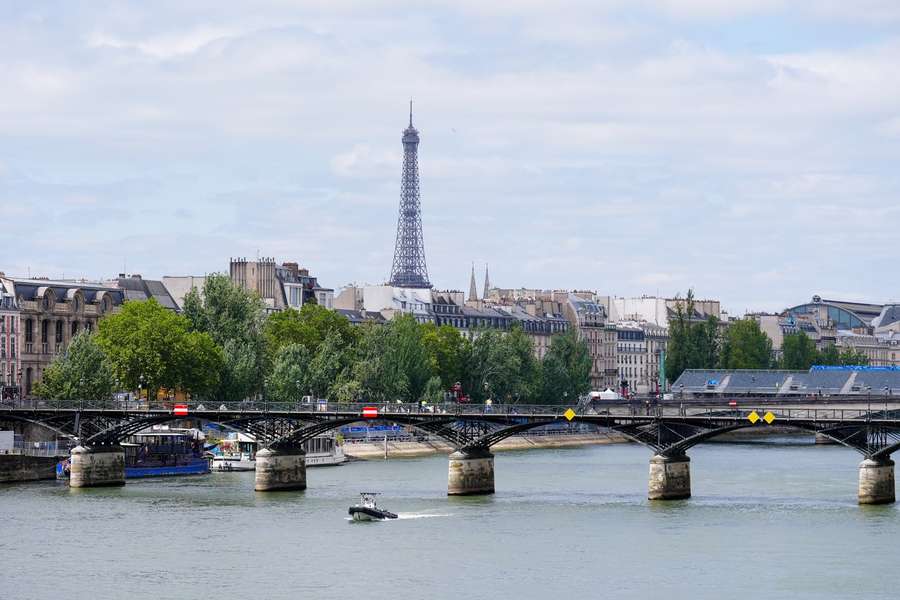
top-left (282, 262), bottom-right (299, 276)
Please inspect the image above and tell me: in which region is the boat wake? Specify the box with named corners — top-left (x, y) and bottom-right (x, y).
top-left (345, 512), bottom-right (452, 522)
top-left (396, 512), bottom-right (452, 520)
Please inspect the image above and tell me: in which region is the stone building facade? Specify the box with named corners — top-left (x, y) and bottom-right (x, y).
top-left (616, 321), bottom-right (669, 396)
top-left (559, 293), bottom-right (617, 391)
top-left (0, 277), bottom-right (124, 396)
top-left (0, 291), bottom-right (20, 398)
top-left (230, 258), bottom-right (334, 313)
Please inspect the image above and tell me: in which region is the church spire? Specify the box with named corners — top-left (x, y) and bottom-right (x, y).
top-left (468, 262), bottom-right (478, 303)
top-left (483, 263), bottom-right (491, 300)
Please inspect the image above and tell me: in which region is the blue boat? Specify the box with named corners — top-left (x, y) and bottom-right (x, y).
top-left (56, 427), bottom-right (210, 480)
top-left (123, 428), bottom-right (209, 478)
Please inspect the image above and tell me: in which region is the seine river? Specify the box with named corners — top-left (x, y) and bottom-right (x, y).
top-left (2, 439), bottom-right (898, 600)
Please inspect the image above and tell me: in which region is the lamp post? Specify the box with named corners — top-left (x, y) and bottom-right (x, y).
top-left (866, 385), bottom-right (872, 418)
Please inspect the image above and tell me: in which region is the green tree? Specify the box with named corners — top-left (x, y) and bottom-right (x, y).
top-left (539, 328), bottom-right (591, 404)
top-left (308, 329), bottom-right (350, 399)
top-left (421, 323), bottom-right (468, 389)
top-left (183, 274), bottom-right (266, 401)
top-left (719, 318), bottom-right (774, 370)
top-left (838, 347), bottom-right (869, 366)
top-left (812, 344), bottom-right (868, 367)
top-left (817, 343), bottom-right (841, 365)
top-left (267, 343), bottom-right (311, 402)
top-left (34, 332), bottom-right (116, 402)
top-left (665, 290), bottom-right (720, 383)
top-left (347, 323), bottom-right (394, 403)
top-left (464, 326), bottom-right (539, 404)
top-left (262, 304), bottom-right (354, 357)
top-left (382, 314), bottom-right (433, 403)
top-left (421, 375), bottom-right (446, 404)
top-left (780, 331), bottom-right (819, 370)
top-left (96, 299), bottom-right (222, 398)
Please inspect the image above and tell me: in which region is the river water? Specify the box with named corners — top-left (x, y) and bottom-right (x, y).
top-left (1, 439), bottom-right (897, 600)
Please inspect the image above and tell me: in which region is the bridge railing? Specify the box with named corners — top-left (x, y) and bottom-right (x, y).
top-left (4, 397), bottom-right (900, 425)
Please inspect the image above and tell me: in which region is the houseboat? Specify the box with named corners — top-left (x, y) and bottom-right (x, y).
top-left (123, 427), bottom-right (209, 477)
top-left (210, 431), bottom-right (344, 471)
top-left (58, 427), bottom-right (209, 479)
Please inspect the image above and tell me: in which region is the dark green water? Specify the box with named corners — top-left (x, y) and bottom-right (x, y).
top-left (1, 440), bottom-right (897, 600)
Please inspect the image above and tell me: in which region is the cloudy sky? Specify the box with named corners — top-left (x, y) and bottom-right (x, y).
top-left (2, 1), bottom-right (899, 314)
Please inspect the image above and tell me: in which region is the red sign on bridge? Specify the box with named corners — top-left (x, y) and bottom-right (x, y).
top-left (173, 404), bottom-right (189, 416)
top-left (362, 406), bottom-right (378, 419)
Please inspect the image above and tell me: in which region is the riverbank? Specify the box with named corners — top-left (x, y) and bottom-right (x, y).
top-left (0, 453), bottom-right (59, 483)
top-left (343, 426), bottom-right (817, 460)
top-left (343, 432), bottom-right (629, 459)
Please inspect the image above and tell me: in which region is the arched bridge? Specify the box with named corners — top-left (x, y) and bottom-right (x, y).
top-left (3, 398), bottom-right (900, 504)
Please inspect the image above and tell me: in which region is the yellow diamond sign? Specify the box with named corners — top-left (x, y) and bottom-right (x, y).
top-left (564, 408), bottom-right (576, 421)
top-left (748, 410), bottom-right (760, 424)
top-left (763, 411), bottom-right (776, 424)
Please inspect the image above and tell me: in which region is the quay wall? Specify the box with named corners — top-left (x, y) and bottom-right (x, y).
top-left (343, 426), bottom-right (814, 460)
top-left (343, 432), bottom-right (628, 460)
top-left (0, 454), bottom-right (59, 483)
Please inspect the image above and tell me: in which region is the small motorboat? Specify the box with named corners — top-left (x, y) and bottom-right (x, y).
top-left (348, 492), bottom-right (398, 521)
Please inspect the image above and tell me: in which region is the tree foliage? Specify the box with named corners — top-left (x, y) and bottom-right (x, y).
top-left (96, 298), bottom-right (222, 398)
top-left (267, 343), bottom-right (312, 402)
top-left (183, 274), bottom-right (266, 401)
top-left (779, 333), bottom-right (869, 369)
top-left (665, 290), bottom-right (720, 383)
top-left (539, 327), bottom-right (591, 404)
top-left (780, 331), bottom-right (819, 370)
top-left (816, 343), bottom-right (869, 367)
top-left (263, 304), bottom-right (354, 357)
top-left (34, 332), bottom-right (116, 402)
top-left (421, 323), bottom-right (468, 389)
top-left (719, 318), bottom-right (774, 370)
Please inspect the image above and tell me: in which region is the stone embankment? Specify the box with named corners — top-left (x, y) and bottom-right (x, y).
top-left (343, 432), bottom-right (628, 460)
top-left (0, 454), bottom-right (59, 483)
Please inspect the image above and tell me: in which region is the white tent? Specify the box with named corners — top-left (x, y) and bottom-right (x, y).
top-left (596, 388), bottom-right (621, 401)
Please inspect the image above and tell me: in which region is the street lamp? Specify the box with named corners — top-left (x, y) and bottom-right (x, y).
top-left (866, 385), bottom-right (872, 417)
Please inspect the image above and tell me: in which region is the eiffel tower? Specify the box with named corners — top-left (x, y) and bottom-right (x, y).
top-left (388, 101), bottom-right (431, 289)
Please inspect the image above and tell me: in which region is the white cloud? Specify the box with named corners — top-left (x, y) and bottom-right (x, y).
top-left (1, 2), bottom-right (898, 309)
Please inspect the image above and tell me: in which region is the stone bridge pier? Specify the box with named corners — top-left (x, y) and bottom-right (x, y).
top-left (255, 447), bottom-right (307, 492)
top-left (69, 445), bottom-right (126, 488)
top-left (448, 448), bottom-right (495, 496)
top-left (648, 454), bottom-right (691, 500)
top-left (858, 457), bottom-right (895, 505)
